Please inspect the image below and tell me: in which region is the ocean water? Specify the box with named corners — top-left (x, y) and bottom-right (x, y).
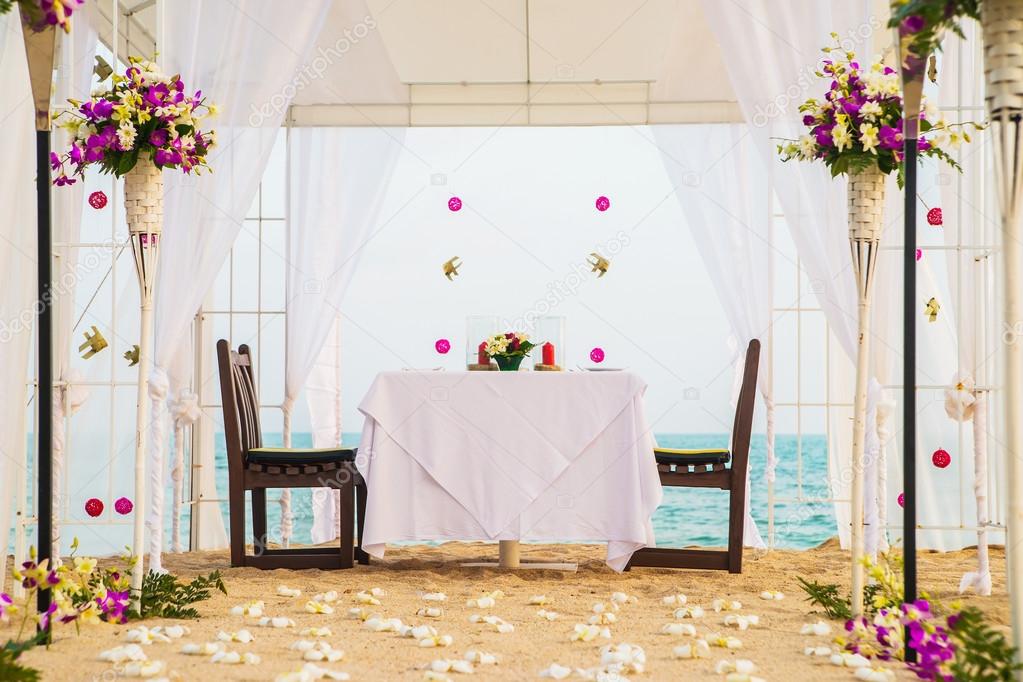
top-left (209, 432), bottom-right (836, 549)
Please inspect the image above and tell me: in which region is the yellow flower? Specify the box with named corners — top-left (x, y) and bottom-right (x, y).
top-left (859, 123), bottom-right (879, 154)
top-left (74, 556), bottom-right (97, 575)
top-left (112, 104), bottom-right (134, 122)
top-left (833, 125), bottom-right (852, 152)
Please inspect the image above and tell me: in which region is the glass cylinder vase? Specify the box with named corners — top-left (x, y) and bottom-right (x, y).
top-left (466, 315), bottom-right (499, 370)
top-left (533, 315), bottom-right (566, 371)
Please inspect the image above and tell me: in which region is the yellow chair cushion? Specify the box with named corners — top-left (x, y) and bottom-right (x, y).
top-left (654, 447), bottom-right (730, 466)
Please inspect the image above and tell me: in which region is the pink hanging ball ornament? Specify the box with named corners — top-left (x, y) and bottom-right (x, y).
top-left (84, 498), bottom-right (104, 517)
top-left (927, 207), bottom-right (943, 226)
top-left (595, 196), bottom-right (610, 212)
top-left (589, 347), bottom-right (605, 363)
top-left (114, 497), bottom-right (134, 515)
top-left (897, 492), bottom-right (905, 508)
top-left (932, 448), bottom-right (951, 469)
top-left (448, 196), bottom-right (462, 212)
top-left (435, 338), bottom-right (451, 354)
top-left (915, 248), bottom-right (923, 262)
top-left (88, 191), bottom-right (107, 210)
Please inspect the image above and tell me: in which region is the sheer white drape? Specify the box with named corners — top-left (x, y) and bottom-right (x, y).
top-left (652, 123), bottom-right (768, 549)
top-left (0, 14), bottom-right (37, 593)
top-left (146, 0), bottom-right (332, 570)
top-left (285, 127), bottom-right (405, 544)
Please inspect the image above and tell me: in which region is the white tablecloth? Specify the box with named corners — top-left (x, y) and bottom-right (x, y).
top-left (356, 371), bottom-right (663, 571)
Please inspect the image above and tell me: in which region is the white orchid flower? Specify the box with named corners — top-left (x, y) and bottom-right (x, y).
top-left (155, 625), bottom-right (188, 639)
top-left (674, 606), bottom-right (705, 619)
top-left (126, 626), bottom-right (170, 645)
top-left (468, 614), bottom-right (514, 633)
top-left (211, 650), bottom-right (261, 665)
top-left (120, 660), bottom-right (166, 678)
top-left (347, 607), bottom-right (372, 621)
top-left (716, 659), bottom-right (757, 675)
top-left (831, 652), bottom-right (872, 668)
top-left (417, 606), bottom-right (444, 618)
top-left (430, 659), bottom-right (474, 674)
top-left (570, 624), bottom-right (610, 642)
top-left (419, 634), bottom-right (454, 648)
top-left (708, 633), bottom-right (742, 649)
top-left (854, 666), bottom-right (896, 682)
top-left (537, 609), bottom-right (559, 621)
top-left (277, 585), bottom-right (302, 598)
top-left (464, 650), bottom-right (497, 665)
top-left (673, 639), bottom-right (710, 659)
top-left (404, 624), bottom-right (438, 639)
top-left (305, 600), bottom-right (335, 615)
top-left (355, 591), bottom-right (382, 606)
top-left (364, 617), bottom-right (404, 633)
top-left (313, 590), bottom-right (340, 604)
top-left (422, 592), bottom-right (448, 602)
top-left (528, 595), bottom-right (550, 605)
top-left (230, 600), bottom-right (265, 617)
top-left (800, 620), bottom-right (832, 636)
top-left (599, 643), bottom-right (645, 673)
top-left (660, 623), bottom-right (697, 637)
top-left (759, 590), bottom-right (784, 601)
top-left (723, 614), bottom-right (759, 630)
top-left (181, 641), bottom-right (226, 655)
top-left (539, 664), bottom-right (572, 679)
top-left (300, 627), bottom-right (333, 638)
top-left (303, 643), bottom-right (345, 663)
top-left (257, 616), bottom-right (295, 628)
top-left (712, 599), bottom-right (742, 612)
top-left (216, 629), bottom-right (254, 643)
top-left (661, 594), bottom-right (687, 606)
top-left (804, 645), bottom-right (832, 656)
top-left (98, 644), bottom-right (148, 663)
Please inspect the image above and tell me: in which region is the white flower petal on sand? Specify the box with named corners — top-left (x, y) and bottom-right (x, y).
top-left (211, 650), bottom-right (261, 665)
top-left (708, 633), bottom-right (743, 649)
top-left (120, 660), bottom-right (166, 678)
top-left (588, 610), bottom-right (616, 625)
top-left (364, 617), bottom-right (405, 633)
top-left (313, 590), bottom-right (340, 604)
top-left (99, 644), bottom-right (148, 663)
top-left (674, 606), bottom-right (705, 619)
top-left (216, 629), bottom-right (254, 643)
top-left (417, 606), bottom-right (444, 618)
top-left (723, 614), bottom-right (760, 630)
top-left (305, 600), bottom-right (335, 615)
top-left (302, 643), bottom-right (345, 663)
top-left (716, 659), bottom-right (757, 675)
top-left (660, 623), bottom-right (697, 637)
top-left (610, 592), bottom-right (632, 605)
top-left (804, 645), bottom-right (832, 657)
top-left (422, 592), bottom-right (448, 602)
top-left (724, 675), bottom-right (766, 682)
top-left (570, 624), bottom-right (611, 642)
top-left (673, 639), bottom-right (711, 659)
top-left (528, 595), bottom-right (550, 605)
top-left (468, 614), bottom-right (514, 633)
top-left (181, 642), bottom-right (225, 656)
top-left (800, 620), bottom-right (833, 636)
top-left (430, 659), bottom-right (474, 674)
top-left (759, 590), bottom-right (784, 601)
top-left (464, 650), bottom-right (498, 665)
top-left (536, 609), bottom-right (559, 621)
top-left (277, 585), bottom-right (302, 598)
top-left (831, 652), bottom-right (871, 668)
top-left (419, 634), bottom-right (454, 648)
top-left (599, 643), bottom-right (646, 673)
top-left (662, 593), bottom-right (688, 606)
top-left (275, 662), bottom-right (351, 682)
top-left (854, 666), bottom-right (896, 682)
top-left (712, 599), bottom-right (742, 612)
top-left (257, 616), bottom-right (295, 628)
top-left (126, 626), bottom-right (170, 645)
top-left (155, 625), bottom-right (188, 639)
top-left (466, 596), bottom-right (496, 609)
top-left (369, 587), bottom-right (387, 597)
top-left (401, 624), bottom-right (438, 639)
top-left (539, 663), bottom-right (572, 679)
top-left (300, 627), bottom-right (333, 638)
top-left (424, 673), bottom-right (453, 682)
top-left (230, 600), bottom-right (265, 617)
top-left (292, 640), bottom-right (318, 652)
top-left (347, 607), bottom-right (372, 621)
top-left (355, 591), bottom-right (382, 606)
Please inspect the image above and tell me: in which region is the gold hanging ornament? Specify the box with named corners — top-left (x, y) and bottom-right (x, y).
top-left (925, 297), bottom-right (941, 322)
top-left (928, 54), bottom-right (938, 84)
top-left (123, 345), bottom-right (140, 367)
top-left (443, 256), bottom-right (462, 281)
top-left (78, 326), bottom-right (108, 359)
top-left (587, 252), bottom-right (610, 278)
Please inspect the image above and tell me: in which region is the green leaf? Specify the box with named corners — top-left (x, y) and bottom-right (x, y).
top-left (135, 570), bottom-right (227, 620)
top-left (0, 638), bottom-right (42, 682)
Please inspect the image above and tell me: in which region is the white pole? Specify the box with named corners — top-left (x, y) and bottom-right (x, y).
top-left (132, 297), bottom-right (152, 601)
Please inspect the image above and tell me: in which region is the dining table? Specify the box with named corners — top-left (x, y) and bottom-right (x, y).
top-left (356, 369), bottom-right (663, 571)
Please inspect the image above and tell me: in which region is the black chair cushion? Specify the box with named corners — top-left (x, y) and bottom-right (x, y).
top-left (654, 447), bottom-right (730, 466)
top-left (246, 447), bottom-right (357, 466)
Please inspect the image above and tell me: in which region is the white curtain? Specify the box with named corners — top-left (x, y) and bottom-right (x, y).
top-left (0, 14), bottom-right (37, 593)
top-left (146, 0), bottom-right (333, 571)
top-left (51, 10), bottom-right (98, 558)
top-left (285, 127), bottom-right (405, 544)
top-left (652, 123), bottom-right (768, 549)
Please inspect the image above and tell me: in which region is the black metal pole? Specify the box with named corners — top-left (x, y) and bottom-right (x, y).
top-left (35, 129), bottom-right (52, 640)
top-left (903, 140), bottom-right (918, 663)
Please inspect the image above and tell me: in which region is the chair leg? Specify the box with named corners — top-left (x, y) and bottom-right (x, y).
top-left (355, 476), bottom-right (369, 565)
top-left (252, 488), bottom-right (268, 557)
top-left (726, 475), bottom-right (744, 574)
top-left (229, 480), bottom-right (246, 567)
top-left (338, 475), bottom-right (355, 569)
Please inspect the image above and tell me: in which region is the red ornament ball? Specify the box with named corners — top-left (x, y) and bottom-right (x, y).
top-left (915, 248), bottom-right (922, 262)
top-left (84, 498), bottom-right (104, 517)
top-left (589, 347), bottom-right (605, 363)
top-left (448, 197), bottom-right (462, 212)
top-left (88, 191), bottom-right (108, 210)
top-left (435, 338), bottom-right (451, 354)
top-left (595, 196), bottom-right (610, 212)
top-left (927, 207), bottom-right (942, 226)
top-left (114, 497), bottom-right (134, 515)
top-left (932, 448), bottom-right (951, 469)
top-left (897, 492), bottom-right (905, 508)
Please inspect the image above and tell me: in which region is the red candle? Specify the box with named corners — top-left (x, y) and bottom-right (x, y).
top-left (477, 341), bottom-right (488, 365)
top-left (542, 341), bottom-right (555, 365)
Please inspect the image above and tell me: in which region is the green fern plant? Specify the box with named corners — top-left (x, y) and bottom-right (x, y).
top-left (0, 637), bottom-right (42, 682)
top-left (949, 607), bottom-right (1022, 682)
top-left (134, 570), bottom-right (226, 620)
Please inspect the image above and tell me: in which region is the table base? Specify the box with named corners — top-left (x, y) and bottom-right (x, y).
top-left (459, 540), bottom-right (578, 571)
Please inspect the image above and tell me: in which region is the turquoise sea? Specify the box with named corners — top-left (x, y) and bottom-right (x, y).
top-left (211, 432), bottom-right (835, 550)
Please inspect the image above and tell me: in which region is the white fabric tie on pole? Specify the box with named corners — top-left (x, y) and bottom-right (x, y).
top-left (168, 389), bottom-right (201, 553)
top-left (146, 367), bottom-right (170, 572)
top-left (52, 370), bottom-right (89, 559)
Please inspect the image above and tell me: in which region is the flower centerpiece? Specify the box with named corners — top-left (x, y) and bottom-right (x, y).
top-left (1, 0), bottom-right (83, 33)
top-left (484, 332), bottom-right (537, 372)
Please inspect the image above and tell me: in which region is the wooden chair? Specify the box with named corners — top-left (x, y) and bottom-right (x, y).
top-left (217, 340), bottom-right (368, 569)
top-left (626, 338), bottom-right (760, 574)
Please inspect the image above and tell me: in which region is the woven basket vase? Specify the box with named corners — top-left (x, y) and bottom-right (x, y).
top-left (847, 166), bottom-right (886, 243)
top-left (983, 0), bottom-right (1023, 117)
top-left (124, 156), bottom-right (164, 237)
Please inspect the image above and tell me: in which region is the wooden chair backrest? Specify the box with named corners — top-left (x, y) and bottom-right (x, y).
top-left (729, 339), bottom-right (761, 474)
top-left (216, 340), bottom-right (263, 470)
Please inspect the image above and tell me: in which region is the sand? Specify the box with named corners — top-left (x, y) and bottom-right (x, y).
top-left (4, 540), bottom-right (1008, 681)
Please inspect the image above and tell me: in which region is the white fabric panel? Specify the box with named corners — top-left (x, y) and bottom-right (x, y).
top-left (146, 0), bottom-right (333, 566)
top-left (651, 123), bottom-right (768, 549)
top-left (285, 126), bottom-right (405, 543)
top-left (0, 14), bottom-right (37, 592)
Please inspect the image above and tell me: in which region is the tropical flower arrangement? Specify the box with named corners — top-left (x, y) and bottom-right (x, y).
top-left (777, 36), bottom-right (977, 185)
top-left (50, 56), bottom-right (217, 186)
top-left (0, 0), bottom-right (82, 32)
top-left (485, 332), bottom-right (538, 371)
